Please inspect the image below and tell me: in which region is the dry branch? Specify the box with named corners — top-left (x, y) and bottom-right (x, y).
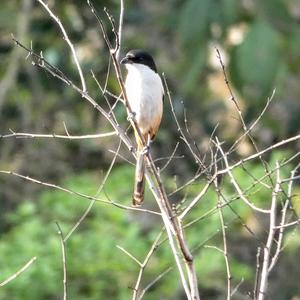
top-left (0, 170), bottom-right (160, 216)
top-left (56, 223), bottom-right (67, 300)
top-left (0, 257), bottom-right (37, 287)
top-left (257, 162), bottom-right (281, 300)
top-left (37, 0), bottom-right (87, 92)
top-left (0, 130), bottom-right (116, 140)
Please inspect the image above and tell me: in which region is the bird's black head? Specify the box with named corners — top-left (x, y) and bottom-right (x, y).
top-left (120, 49), bottom-right (157, 73)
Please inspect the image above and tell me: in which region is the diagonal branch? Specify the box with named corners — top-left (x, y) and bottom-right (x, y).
top-left (0, 257), bottom-right (37, 287)
top-left (0, 170), bottom-right (161, 216)
top-left (216, 138), bottom-right (270, 214)
top-left (37, 0), bottom-right (87, 92)
top-left (132, 231), bottom-right (163, 300)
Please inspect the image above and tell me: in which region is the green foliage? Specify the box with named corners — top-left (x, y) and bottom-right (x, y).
top-left (179, 0), bottom-right (211, 48)
top-left (0, 171), bottom-right (175, 300)
top-left (229, 21), bottom-right (280, 106)
top-left (0, 149), bottom-right (299, 299)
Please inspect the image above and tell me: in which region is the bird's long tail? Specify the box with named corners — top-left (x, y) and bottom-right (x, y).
top-left (133, 149), bottom-right (145, 206)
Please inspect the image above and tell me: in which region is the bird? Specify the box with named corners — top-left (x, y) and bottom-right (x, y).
top-left (120, 49), bottom-right (164, 206)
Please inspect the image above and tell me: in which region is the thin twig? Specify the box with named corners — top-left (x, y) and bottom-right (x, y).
top-left (215, 47), bottom-right (274, 188)
top-left (257, 162), bottom-right (281, 300)
top-left (138, 267), bottom-right (172, 299)
top-left (184, 151), bottom-right (300, 231)
top-left (37, 0), bottom-right (86, 92)
top-left (0, 130), bottom-right (116, 139)
top-left (267, 200), bottom-right (288, 272)
top-left (12, 37), bottom-right (134, 152)
top-left (132, 231), bottom-right (163, 300)
top-left (231, 278), bottom-right (244, 297)
top-left (212, 146), bottom-right (231, 300)
top-left (179, 179), bottom-right (214, 220)
top-left (64, 140), bottom-right (123, 242)
top-left (254, 247), bottom-right (261, 299)
top-left (90, 68), bottom-right (119, 124)
top-left (0, 257), bottom-right (37, 287)
top-left (268, 163), bottom-right (300, 269)
top-left (218, 206), bottom-right (231, 300)
top-left (275, 218), bottom-right (300, 229)
top-left (216, 138), bottom-right (270, 213)
top-left (163, 74), bottom-right (205, 170)
top-left (56, 223), bottom-right (67, 300)
top-left (160, 142), bottom-right (180, 172)
top-left (116, 0), bottom-right (124, 60)
top-left (281, 174), bottom-right (300, 183)
top-left (116, 246), bottom-right (142, 266)
top-left (169, 135), bottom-right (300, 197)
top-left (228, 90), bottom-right (275, 154)
top-left (0, 170), bottom-right (161, 216)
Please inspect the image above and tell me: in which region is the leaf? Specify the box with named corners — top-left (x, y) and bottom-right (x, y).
top-left (221, 0), bottom-right (239, 26)
top-left (288, 27), bottom-right (300, 71)
top-left (181, 49), bottom-right (207, 94)
top-left (229, 21), bottom-right (280, 105)
top-left (178, 0), bottom-right (211, 47)
top-left (258, 0), bottom-right (293, 32)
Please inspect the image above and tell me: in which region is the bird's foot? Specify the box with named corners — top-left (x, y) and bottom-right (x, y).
top-left (127, 112), bottom-right (136, 121)
top-left (141, 145), bottom-right (150, 155)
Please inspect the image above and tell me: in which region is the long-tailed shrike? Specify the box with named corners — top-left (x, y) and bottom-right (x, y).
top-left (120, 49), bottom-right (164, 206)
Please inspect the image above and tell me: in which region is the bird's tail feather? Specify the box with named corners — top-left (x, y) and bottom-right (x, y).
top-left (133, 151), bottom-right (145, 206)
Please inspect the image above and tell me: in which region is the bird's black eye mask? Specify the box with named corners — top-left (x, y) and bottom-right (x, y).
top-left (120, 52), bottom-right (157, 73)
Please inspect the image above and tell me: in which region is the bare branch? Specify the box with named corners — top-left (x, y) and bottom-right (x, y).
top-left (163, 74), bottom-right (205, 169)
top-left (160, 142), bottom-right (180, 172)
top-left (216, 138), bottom-right (270, 214)
top-left (37, 0), bottom-right (87, 92)
top-left (56, 223), bottom-right (67, 300)
top-left (169, 135), bottom-right (300, 198)
top-left (231, 278), bottom-right (244, 298)
top-left (64, 140), bottom-right (123, 242)
top-left (0, 170), bottom-right (161, 216)
top-left (0, 257), bottom-right (37, 287)
top-left (212, 146), bottom-right (231, 300)
top-left (254, 247), bottom-right (261, 299)
top-left (0, 130), bottom-right (116, 140)
top-left (216, 47), bottom-right (275, 190)
top-left (116, 0), bottom-right (124, 60)
top-left (228, 90), bottom-right (275, 154)
top-left (267, 200), bottom-right (288, 272)
top-left (179, 179), bottom-right (213, 219)
top-left (116, 246), bottom-right (142, 267)
top-left (257, 161), bottom-right (281, 300)
top-left (276, 163), bottom-right (300, 230)
top-left (132, 231), bottom-right (162, 300)
top-left (139, 267), bottom-right (172, 299)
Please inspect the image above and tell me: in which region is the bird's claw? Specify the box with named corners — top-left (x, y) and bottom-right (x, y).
top-left (141, 145), bottom-right (150, 155)
top-left (127, 112), bottom-right (136, 121)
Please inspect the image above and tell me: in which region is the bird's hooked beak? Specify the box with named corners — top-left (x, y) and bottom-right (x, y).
top-left (120, 56), bottom-right (130, 64)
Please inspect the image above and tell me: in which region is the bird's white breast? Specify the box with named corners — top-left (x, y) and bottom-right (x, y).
top-left (125, 63), bottom-right (164, 137)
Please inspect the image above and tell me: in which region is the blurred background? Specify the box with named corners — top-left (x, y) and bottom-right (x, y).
top-left (1, 0), bottom-right (300, 299)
